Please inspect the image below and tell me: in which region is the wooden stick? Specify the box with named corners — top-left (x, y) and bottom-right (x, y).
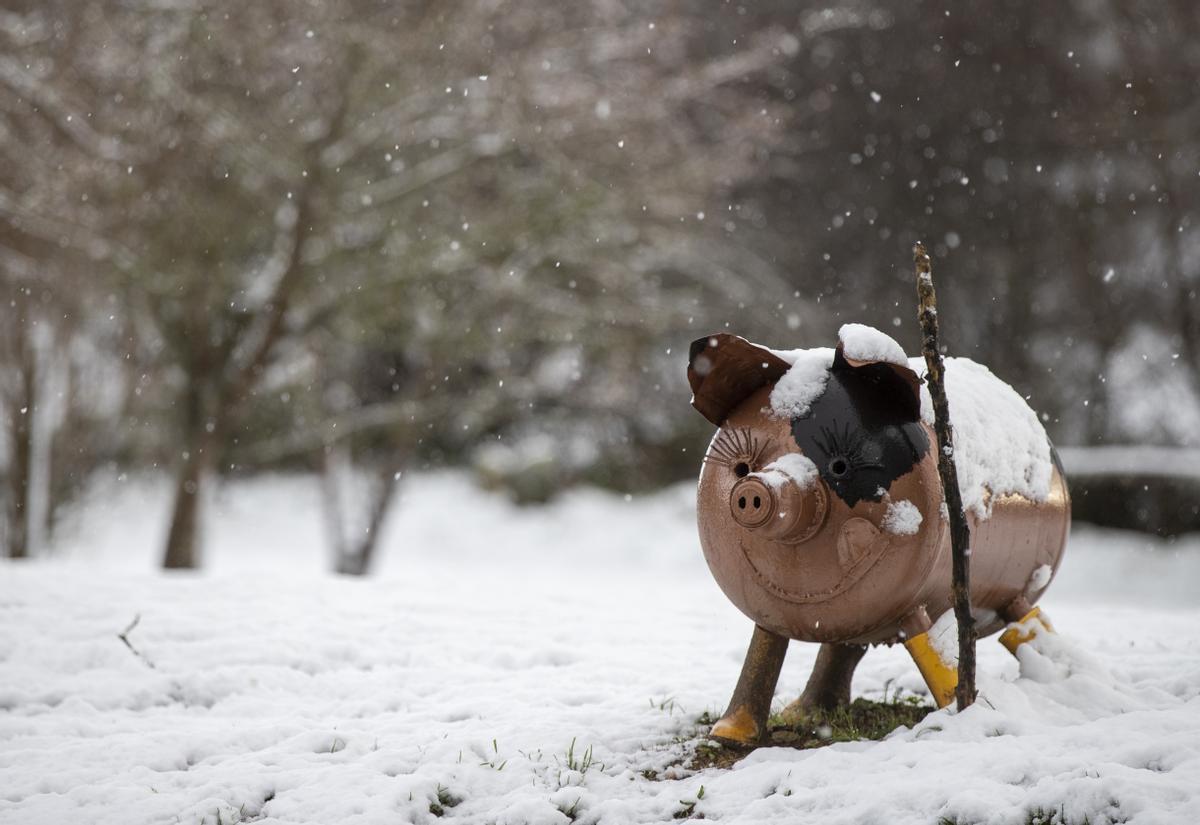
top-left (914, 242), bottom-right (976, 710)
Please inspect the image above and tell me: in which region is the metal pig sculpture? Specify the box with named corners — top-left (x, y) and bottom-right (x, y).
top-left (689, 324), bottom-right (1069, 745)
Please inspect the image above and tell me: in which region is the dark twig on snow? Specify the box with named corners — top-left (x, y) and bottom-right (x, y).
top-left (117, 613), bottom-right (156, 669)
top-left (914, 242), bottom-right (976, 710)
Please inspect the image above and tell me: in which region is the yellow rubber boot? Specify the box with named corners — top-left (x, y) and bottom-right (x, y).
top-left (709, 706), bottom-right (761, 746)
top-left (904, 631), bottom-right (958, 709)
top-left (999, 606), bottom-right (1055, 656)
top-left (708, 625), bottom-right (790, 747)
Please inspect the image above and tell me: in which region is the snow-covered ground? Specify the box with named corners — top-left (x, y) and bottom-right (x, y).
top-left (2, 473), bottom-right (1200, 825)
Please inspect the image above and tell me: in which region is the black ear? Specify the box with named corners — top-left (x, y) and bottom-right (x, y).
top-left (688, 334), bottom-right (791, 426)
top-left (832, 342), bottom-right (924, 422)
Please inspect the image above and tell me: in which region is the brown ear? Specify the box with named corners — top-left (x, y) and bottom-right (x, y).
top-left (833, 342), bottom-right (924, 421)
top-left (688, 334), bottom-right (791, 426)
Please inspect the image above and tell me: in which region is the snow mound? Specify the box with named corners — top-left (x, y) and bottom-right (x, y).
top-left (912, 356), bottom-right (1053, 519)
top-left (838, 323), bottom-right (908, 367)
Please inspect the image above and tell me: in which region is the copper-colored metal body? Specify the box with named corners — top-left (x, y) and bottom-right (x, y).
top-left (698, 384), bottom-right (1069, 644)
top-left (689, 333), bottom-right (1070, 744)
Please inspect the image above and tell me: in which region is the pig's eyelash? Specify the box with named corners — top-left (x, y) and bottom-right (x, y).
top-left (708, 427), bottom-right (769, 470)
top-left (814, 422), bottom-right (884, 471)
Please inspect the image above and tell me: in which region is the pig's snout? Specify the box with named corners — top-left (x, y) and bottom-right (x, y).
top-left (730, 477), bottom-right (775, 528)
top-left (729, 474), bottom-right (827, 543)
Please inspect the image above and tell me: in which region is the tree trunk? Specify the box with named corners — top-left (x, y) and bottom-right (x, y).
top-left (162, 444), bottom-right (210, 569)
top-left (162, 371), bottom-right (217, 570)
top-left (334, 470), bottom-right (398, 576)
top-left (4, 341), bottom-right (36, 559)
top-left (322, 447), bottom-right (401, 576)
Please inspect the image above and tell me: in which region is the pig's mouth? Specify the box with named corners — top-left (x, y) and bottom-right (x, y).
top-left (738, 519), bottom-right (892, 604)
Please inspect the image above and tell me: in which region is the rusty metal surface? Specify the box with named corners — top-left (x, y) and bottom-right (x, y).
top-left (693, 337), bottom-right (1071, 648)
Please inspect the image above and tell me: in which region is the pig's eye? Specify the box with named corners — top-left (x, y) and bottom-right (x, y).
top-left (709, 427), bottom-right (768, 477)
top-left (813, 424), bottom-right (884, 481)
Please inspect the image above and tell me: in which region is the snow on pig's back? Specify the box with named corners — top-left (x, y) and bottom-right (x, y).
top-left (912, 355), bottom-right (1055, 520)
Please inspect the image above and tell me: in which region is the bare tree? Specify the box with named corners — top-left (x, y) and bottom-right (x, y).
top-left (0, 2), bottom-right (130, 557)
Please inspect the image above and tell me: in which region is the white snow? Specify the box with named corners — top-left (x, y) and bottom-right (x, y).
top-left (1027, 563), bottom-right (1053, 596)
top-left (767, 347), bottom-right (834, 419)
top-left (2, 473), bottom-right (1200, 825)
top-left (1106, 324), bottom-right (1200, 447)
top-left (837, 323), bottom-right (908, 367)
top-left (755, 452), bottom-right (819, 491)
top-left (912, 355), bottom-right (1054, 520)
top-left (882, 499), bottom-right (923, 535)
top-left (927, 608), bottom-right (960, 667)
top-left (1059, 445), bottom-right (1200, 480)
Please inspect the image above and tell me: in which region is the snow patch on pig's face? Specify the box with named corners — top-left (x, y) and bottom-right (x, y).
top-left (790, 361), bottom-right (930, 507)
top-left (754, 452), bottom-right (819, 490)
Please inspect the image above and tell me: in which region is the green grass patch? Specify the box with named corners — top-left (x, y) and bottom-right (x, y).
top-left (687, 696), bottom-right (934, 771)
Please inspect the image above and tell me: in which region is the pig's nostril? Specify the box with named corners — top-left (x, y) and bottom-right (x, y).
top-left (753, 495), bottom-right (761, 509)
top-left (738, 496), bottom-right (747, 509)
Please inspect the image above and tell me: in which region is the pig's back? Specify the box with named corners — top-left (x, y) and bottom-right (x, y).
top-left (905, 357), bottom-right (1070, 638)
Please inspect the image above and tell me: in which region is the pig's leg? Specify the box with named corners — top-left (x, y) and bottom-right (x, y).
top-left (777, 643), bottom-right (867, 724)
top-left (998, 595), bottom-right (1056, 656)
top-left (709, 624), bottom-right (789, 746)
top-left (900, 606), bottom-right (957, 709)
